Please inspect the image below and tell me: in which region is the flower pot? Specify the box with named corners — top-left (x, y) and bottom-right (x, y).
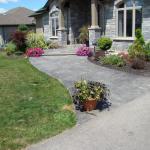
top-left (83, 99), bottom-right (97, 111)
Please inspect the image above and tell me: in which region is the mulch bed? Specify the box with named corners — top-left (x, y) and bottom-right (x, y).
top-left (88, 57), bottom-right (150, 77)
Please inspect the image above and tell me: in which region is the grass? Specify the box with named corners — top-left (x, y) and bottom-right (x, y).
top-left (0, 53), bottom-right (76, 150)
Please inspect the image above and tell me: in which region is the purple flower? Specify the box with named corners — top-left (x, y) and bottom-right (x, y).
top-left (76, 45), bottom-right (92, 56)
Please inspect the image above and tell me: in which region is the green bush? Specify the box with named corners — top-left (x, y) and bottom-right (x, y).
top-left (5, 41), bottom-right (17, 55)
top-left (101, 55), bottom-right (126, 67)
top-left (79, 26), bottom-right (89, 44)
top-left (135, 29), bottom-right (145, 46)
top-left (97, 37), bottom-right (112, 51)
top-left (18, 24), bottom-right (29, 32)
top-left (144, 42), bottom-right (150, 61)
top-left (26, 32), bottom-right (48, 49)
top-left (47, 41), bottom-right (60, 49)
top-left (128, 29), bottom-right (145, 60)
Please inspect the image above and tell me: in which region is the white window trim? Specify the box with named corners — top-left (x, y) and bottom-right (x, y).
top-left (50, 11), bottom-right (59, 38)
top-left (116, 1), bottom-right (142, 39)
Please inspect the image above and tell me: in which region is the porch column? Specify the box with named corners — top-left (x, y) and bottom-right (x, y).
top-left (89, 0), bottom-right (101, 47)
top-left (57, 0), bottom-right (67, 46)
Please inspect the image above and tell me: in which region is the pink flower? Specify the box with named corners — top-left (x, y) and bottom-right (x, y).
top-left (26, 48), bottom-right (44, 57)
top-left (76, 45), bottom-right (92, 56)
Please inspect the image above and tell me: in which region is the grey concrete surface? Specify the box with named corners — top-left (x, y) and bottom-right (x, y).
top-left (30, 55), bottom-right (150, 107)
top-left (27, 93), bottom-right (150, 150)
top-left (28, 54), bottom-right (150, 150)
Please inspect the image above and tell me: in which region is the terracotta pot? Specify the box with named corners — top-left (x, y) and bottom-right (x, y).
top-left (83, 99), bottom-right (97, 111)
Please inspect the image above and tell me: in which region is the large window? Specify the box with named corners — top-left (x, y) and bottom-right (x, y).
top-left (50, 11), bottom-right (59, 37)
top-left (117, 0), bottom-right (142, 38)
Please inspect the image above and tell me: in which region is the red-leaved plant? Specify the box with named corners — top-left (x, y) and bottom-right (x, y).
top-left (26, 48), bottom-right (44, 57)
top-left (11, 31), bottom-right (27, 52)
top-left (76, 45), bottom-right (92, 56)
top-left (118, 52), bottom-right (130, 62)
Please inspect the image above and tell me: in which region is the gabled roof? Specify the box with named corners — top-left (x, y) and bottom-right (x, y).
top-left (0, 7), bottom-right (35, 26)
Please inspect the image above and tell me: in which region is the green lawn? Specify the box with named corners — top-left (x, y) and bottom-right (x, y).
top-left (0, 53), bottom-right (76, 150)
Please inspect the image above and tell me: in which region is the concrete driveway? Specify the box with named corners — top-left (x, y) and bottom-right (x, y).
top-left (30, 55), bottom-right (150, 108)
top-left (28, 54), bottom-right (150, 150)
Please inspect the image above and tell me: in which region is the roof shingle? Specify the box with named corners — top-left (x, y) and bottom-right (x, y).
top-left (0, 7), bottom-right (35, 25)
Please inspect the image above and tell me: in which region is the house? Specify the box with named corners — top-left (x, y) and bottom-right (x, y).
top-left (0, 7), bottom-right (35, 47)
top-left (31, 0), bottom-right (150, 50)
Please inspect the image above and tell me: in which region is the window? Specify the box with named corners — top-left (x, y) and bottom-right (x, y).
top-left (116, 0), bottom-right (142, 38)
top-left (50, 11), bottom-right (59, 37)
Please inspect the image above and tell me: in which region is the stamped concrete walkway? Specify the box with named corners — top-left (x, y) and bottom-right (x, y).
top-left (28, 54), bottom-right (150, 150)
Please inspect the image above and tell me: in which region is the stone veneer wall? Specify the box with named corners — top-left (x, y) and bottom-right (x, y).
top-left (103, 0), bottom-right (150, 51)
top-left (142, 0), bottom-right (150, 41)
top-left (104, 1), bottom-right (116, 38)
top-left (103, 1), bottom-right (132, 50)
top-left (43, 13), bottom-right (50, 41)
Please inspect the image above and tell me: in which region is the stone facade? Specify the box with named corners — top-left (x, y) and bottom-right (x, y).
top-left (142, 0), bottom-right (150, 40)
top-left (35, 0), bottom-right (150, 50)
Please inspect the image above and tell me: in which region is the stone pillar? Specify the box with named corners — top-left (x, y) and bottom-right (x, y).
top-left (57, 0), bottom-right (67, 46)
top-left (89, 0), bottom-right (101, 47)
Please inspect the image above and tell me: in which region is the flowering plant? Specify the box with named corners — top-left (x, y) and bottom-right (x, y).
top-left (26, 48), bottom-right (44, 57)
top-left (76, 45), bottom-right (92, 56)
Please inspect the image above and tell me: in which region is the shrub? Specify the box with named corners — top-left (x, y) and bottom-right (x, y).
top-left (5, 41), bottom-right (16, 55)
top-left (78, 26), bottom-right (89, 44)
top-left (18, 24), bottom-right (29, 32)
top-left (144, 42), bottom-right (150, 61)
top-left (135, 28), bottom-right (145, 46)
top-left (130, 58), bottom-right (145, 69)
top-left (76, 45), bottom-right (92, 56)
top-left (128, 29), bottom-right (145, 60)
top-left (26, 48), bottom-right (44, 57)
top-left (26, 32), bottom-right (47, 49)
top-left (48, 41), bottom-right (60, 49)
top-left (97, 37), bottom-right (112, 51)
top-left (101, 55), bottom-right (126, 67)
top-left (11, 31), bottom-right (27, 52)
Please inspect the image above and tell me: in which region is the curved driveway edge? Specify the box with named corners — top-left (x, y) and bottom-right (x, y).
top-left (30, 55), bottom-right (150, 123)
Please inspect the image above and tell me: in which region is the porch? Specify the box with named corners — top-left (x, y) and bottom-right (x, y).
top-left (58, 0), bottom-right (102, 46)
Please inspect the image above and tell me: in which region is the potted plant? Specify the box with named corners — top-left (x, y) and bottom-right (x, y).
top-left (95, 37), bottom-right (112, 60)
top-left (79, 26), bottom-right (89, 47)
top-left (73, 80), bottom-right (110, 111)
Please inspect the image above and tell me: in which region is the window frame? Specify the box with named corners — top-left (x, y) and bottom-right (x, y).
top-left (116, 0), bottom-right (142, 39)
top-left (50, 11), bottom-right (59, 38)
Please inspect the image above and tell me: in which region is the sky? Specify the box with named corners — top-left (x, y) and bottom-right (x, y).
top-left (0, 0), bottom-right (48, 13)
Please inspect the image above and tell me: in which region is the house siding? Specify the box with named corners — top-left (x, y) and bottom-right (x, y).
top-left (0, 27), bottom-right (4, 47)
